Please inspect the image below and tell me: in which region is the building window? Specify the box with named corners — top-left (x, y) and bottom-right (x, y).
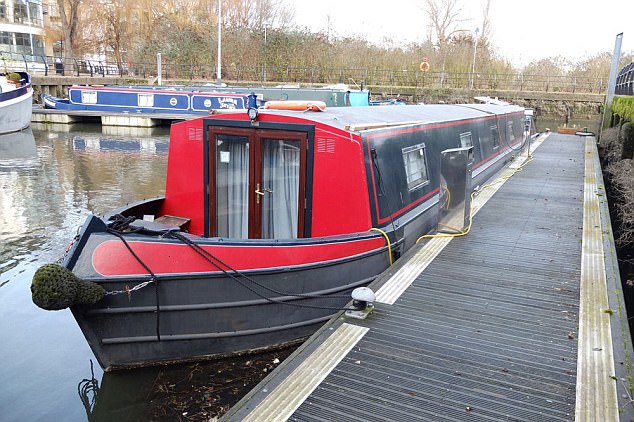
top-left (491, 125), bottom-right (500, 149)
top-left (0, 1), bottom-right (7, 20)
top-left (28, 0), bottom-right (42, 26)
top-left (402, 143), bottom-right (430, 191)
top-left (459, 132), bottom-right (472, 148)
top-left (13, 0), bottom-right (28, 23)
top-left (31, 34), bottom-right (43, 55)
top-left (0, 31), bottom-right (11, 46)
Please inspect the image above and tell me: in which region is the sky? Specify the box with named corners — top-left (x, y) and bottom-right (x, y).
top-left (291, 0), bottom-right (634, 67)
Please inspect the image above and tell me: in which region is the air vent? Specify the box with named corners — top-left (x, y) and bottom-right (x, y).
top-left (316, 138), bottom-right (336, 153)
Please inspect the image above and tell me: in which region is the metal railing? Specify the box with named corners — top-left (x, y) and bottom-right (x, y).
top-left (1, 51), bottom-right (608, 94)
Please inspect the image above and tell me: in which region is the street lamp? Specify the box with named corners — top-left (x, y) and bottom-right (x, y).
top-left (216, 0), bottom-right (222, 83)
top-left (470, 28), bottom-right (480, 90)
top-left (263, 24), bottom-right (268, 82)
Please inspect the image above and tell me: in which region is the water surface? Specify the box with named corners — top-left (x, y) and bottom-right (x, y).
top-left (0, 123), bottom-right (169, 421)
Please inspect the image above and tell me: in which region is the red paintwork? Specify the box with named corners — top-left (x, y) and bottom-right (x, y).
top-left (92, 236), bottom-right (385, 277)
top-left (160, 110), bottom-right (522, 239)
top-left (310, 128), bottom-right (372, 236)
top-left (162, 113), bottom-right (372, 238)
top-left (160, 119), bottom-right (207, 235)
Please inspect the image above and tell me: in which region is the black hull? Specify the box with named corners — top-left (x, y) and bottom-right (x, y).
top-left (71, 248), bottom-right (387, 371)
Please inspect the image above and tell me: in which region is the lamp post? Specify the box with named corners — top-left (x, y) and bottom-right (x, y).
top-left (263, 25), bottom-right (268, 82)
top-left (216, 0), bottom-right (222, 83)
top-left (470, 28), bottom-right (480, 90)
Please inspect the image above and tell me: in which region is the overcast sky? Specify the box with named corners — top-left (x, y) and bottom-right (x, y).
top-left (291, 0), bottom-right (633, 67)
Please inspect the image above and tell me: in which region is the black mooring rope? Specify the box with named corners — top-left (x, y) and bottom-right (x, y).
top-left (107, 226), bottom-right (161, 341)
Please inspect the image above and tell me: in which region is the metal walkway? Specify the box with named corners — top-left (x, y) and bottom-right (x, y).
top-left (222, 134), bottom-right (634, 421)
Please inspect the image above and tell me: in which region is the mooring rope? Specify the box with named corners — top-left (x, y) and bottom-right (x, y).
top-left (107, 222), bottom-right (161, 341)
top-left (104, 215), bottom-right (357, 313)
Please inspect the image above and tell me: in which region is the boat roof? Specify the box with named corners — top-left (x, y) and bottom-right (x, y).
top-left (253, 103), bottom-right (524, 133)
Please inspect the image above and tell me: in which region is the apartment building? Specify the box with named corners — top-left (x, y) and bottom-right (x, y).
top-left (0, 0), bottom-right (45, 58)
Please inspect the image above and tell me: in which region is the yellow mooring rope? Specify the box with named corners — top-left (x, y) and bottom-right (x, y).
top-left (369, 227), bottom-right (393, 266)
top-left (416, 157), bottom-right (534, 243)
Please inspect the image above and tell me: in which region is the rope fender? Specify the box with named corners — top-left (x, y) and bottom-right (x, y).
top-left (31, 263), bottom-right (106, 310)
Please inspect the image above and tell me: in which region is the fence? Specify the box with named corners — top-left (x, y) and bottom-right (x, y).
top-left (1, 50), bottom-right (607, 94)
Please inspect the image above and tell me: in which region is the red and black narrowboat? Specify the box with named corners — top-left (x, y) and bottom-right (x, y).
top-left (34, 103), bottom-right (528, 370)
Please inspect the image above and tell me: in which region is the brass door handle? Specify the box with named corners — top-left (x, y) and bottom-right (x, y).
top-left (255, 184), bottom-right (273, 204)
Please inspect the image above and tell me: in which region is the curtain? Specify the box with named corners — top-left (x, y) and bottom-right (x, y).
top-left (262, 140), bottom-right (300, 239)
top-left (216, 138), bottom-right (249, 238)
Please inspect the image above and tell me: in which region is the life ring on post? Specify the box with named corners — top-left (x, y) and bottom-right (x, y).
top-left (419, 61), bottom-right (430, 72)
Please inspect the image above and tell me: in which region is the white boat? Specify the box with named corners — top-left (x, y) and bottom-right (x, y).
top-left (0, 72), bottom-right (33, 134)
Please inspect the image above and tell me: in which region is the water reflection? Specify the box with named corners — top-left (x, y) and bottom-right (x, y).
top-left (78, 346), bottom-right (293, 422)
top-left (77, 361), bottom-right (153, 422)
top-left (0, 123), bottom-right (169, 421)
top-left (534, 114), bottom-right (602, 134)
top-left (0, 128), bottom-right (37, 170)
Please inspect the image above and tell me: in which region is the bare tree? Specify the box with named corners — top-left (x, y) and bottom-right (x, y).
top-left (424, 0), bottom-right (467, 51)
top-left (224, 0), bottom-right (293, 30)
top-left (479, 0), bottom-right (491, 50)
top-left (56, 0), bottom-right (81, 57)
top-left (423, 0), bottom-right (468, 81)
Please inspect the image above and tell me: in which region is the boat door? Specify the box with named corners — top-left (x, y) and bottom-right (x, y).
top-left (207, 126), bottom-right (307, 239)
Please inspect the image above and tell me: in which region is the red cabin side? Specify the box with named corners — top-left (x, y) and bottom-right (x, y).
top-left (161, 113), bottom-right (372, 239)
top-left (310, 128), bottom-right (372, 236)
top-left (160, 118), bottom-right (206, 235)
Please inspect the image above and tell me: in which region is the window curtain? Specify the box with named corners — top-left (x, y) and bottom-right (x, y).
top-left (216, 138), bottom-right (249, 238)
top-left (262, 140), bottom-right (300, 239)
top-left (227, 141), bottom-right (249, 238)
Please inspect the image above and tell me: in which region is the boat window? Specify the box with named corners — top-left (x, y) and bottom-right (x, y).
top-left (491, 125), bottom-right (500, 149)
top-left (402, 143), bottom-right (430, 191)
top-left (138, 93), bottom-right (154, 107)
top-left (81, 90), bottom-right (97, 104)
top-left (459, 132), bottom-right (472, 148)
top-left (215, 135), bottom-right (250, 238)
top-left (506, 121), bottom-right (514, 143)
top-left (261, 139), bottom-right (301, 239)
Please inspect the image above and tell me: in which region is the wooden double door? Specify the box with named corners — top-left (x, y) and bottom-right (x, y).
top-left (208, 127), bottom-right (307, 239)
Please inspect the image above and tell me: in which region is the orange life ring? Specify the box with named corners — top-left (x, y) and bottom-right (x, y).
top-left (419, 61), bottom-right (430, 72)
top-left (264, 100), bottom-right (327, 111)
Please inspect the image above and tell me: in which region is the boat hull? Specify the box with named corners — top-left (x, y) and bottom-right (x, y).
top-left (43, 87), bottom-right (249, 114)
top-left (0, 88), bottom-right (32, 134)
top-left (66, 219), bottom-right (389, 371)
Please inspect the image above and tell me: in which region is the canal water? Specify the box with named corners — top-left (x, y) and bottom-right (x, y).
top-left (0, 123), bottom-right (292, 421)
top-left (0, 123), bottom-right (170, 421)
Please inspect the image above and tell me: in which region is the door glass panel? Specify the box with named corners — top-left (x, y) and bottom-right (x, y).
top-left (216, 135), bottom-right (249, 238)
top-left (261, 139), bottom-right (300, 239)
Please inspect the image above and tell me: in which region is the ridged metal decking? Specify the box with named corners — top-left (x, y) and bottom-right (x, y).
top-left (223, 133), bottom-right (634, 421)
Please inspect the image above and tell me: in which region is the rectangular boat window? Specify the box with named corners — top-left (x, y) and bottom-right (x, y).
top-left (261, 139), bottom-right (301, 239)
top-left (138, 93), bottom-right (154, 107)
top-left (459, 132), bottom-right (472, 148)
top-left (491, 125), bottom-right (500, 149)
top-left (215, 135), bottom-right (250, 238)
top-left (81, 90), bottom-right (97, 104)
top-left (506, 121), bottom-right (514, 143)
top-left (402, 143), bottom-right (430, 191)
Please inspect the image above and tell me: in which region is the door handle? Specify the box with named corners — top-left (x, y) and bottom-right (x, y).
top-left (255, 184), bottom-right (273, 204)
top-left (255, 184), bottom-right (273, 196)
